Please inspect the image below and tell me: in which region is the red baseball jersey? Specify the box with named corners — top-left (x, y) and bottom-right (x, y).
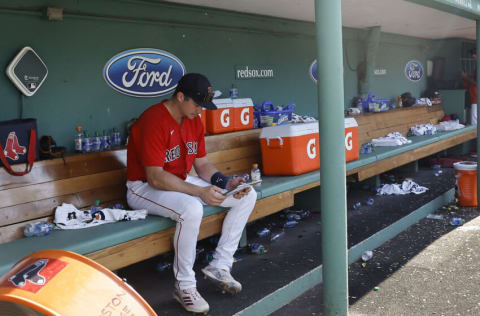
top-left (127, 102), bottom-right (206, 181)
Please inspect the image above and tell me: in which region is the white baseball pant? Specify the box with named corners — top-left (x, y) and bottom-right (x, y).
top-left (126, 175), bottom-right (257, 290)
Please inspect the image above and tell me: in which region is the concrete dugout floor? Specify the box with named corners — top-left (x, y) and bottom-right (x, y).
top-left (276, 183), bottom-right (480, 315)
top-left (119, 166), bottom-right (474, 315)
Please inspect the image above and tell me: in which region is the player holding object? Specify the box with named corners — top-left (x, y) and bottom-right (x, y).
top-left (126, 73), bottom-right (257, 314)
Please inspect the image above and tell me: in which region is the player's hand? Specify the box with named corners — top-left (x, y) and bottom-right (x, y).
top-left (199, 185), bottom-right (226, 206)
top-left (226, 176), bottom-right (251, 199)
top-left (461, 71), bottom-right (468, 78)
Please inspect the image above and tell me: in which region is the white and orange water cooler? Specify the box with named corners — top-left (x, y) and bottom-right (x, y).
top-left (259, 119), bottom-right (359, 176)
top-left (207, 98), bottom-right (234, 134)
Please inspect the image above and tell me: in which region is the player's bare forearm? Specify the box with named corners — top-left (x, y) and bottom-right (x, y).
top-left (193, 157), bottom-right (219, 183)
top-left (145, 166), bottom-right (202, 196)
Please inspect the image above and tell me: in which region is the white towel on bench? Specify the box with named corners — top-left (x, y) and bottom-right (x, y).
top-left (377, 179), bottom-right (428, 195)
top-left (436, 120), bottom-right (465, 131)
top-left (54, 203), bottom-right (147, 230)
top-left (371, 132), bottom-right (412, 147)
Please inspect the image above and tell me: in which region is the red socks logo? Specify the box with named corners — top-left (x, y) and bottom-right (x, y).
top-left (3, 132), bottom-right (26, 160)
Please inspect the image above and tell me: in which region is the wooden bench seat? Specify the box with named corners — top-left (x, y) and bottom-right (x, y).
top-left (0, 104), bottom-right (476, 278)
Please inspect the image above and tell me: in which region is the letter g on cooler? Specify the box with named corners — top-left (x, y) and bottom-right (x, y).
top-left (307, 138), bottom-right (316, 159)
top-left (240, 108), bottom-right (250, 125)
top-left (103, 48), bottom-right (186, 97)
top-left (345, 131), bottom-right (353, 151)
top-left (220, 109), bottom-right (230, 127)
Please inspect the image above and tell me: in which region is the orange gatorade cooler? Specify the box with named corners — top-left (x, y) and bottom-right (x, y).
top-left (199, 108), bottom-right (206, 133)
top-left (454, 161), bottom-right (478, 206)
top-left (233, 98), bottom-right (254, 131)
top-left (260, 119), bottom-right (359, 175)
top-left (206, 98), bottom-right (234, 134)
top-left (344, 117), bottom-right (359, 162)
top-left (260, 122), bottom-right (320, 175)
top-left (0, 250), bottom-right (157, 316)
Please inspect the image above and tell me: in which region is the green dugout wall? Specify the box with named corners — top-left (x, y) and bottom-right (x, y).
top-left (0, 0), bottom-right (466, 151)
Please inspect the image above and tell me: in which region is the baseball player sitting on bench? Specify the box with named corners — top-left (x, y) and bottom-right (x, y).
top-left (126, 73), bottom-right (257, 314)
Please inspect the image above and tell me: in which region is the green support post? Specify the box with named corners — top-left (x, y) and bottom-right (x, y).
top-left (477, 20), bottom-right (480, 204)
top-left (315, 1), bottom-right (349, 315)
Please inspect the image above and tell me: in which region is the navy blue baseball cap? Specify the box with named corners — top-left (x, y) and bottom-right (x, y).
top-left (175, 73), bottom-right (217, 110)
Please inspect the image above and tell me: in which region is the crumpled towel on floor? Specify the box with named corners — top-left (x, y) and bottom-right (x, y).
top-left (371, 132), bottom-right (412, 147)
top-left (377, 179), bottom-right (429, 195)
top-left (54, 203), bottom-right (147, 230)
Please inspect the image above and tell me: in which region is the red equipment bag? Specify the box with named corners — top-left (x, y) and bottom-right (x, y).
top-left (0, 118), bottom-right (38, 175)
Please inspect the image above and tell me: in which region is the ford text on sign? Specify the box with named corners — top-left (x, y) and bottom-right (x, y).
top-left (103, 48), bottom-right (186, 97)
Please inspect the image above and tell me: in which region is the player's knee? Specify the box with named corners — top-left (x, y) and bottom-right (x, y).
top-left (246, 188), bottom-right (257, 204)
top-left (181, 199), bottom-right (203, 223)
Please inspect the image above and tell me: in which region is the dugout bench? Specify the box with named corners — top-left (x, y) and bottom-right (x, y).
top-left (0, 104), bottom-right (476, 277)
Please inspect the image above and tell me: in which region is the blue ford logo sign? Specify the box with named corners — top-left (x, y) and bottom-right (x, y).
top-left (103, 48), bottom-right (186, 97)
top-left (309, 60), bottom-right (318, 83)
top-left (404, 60), bottom-right (424, 82)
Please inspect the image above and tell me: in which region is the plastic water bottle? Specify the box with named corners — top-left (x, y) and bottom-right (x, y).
top-left (250, 243), bottom-right (266, 254)
top-left (112, 128), bottom-right (121, 148)
top-left (82, 130), bottom-right (92, 153)
top-left (361, 250), bottom-right (373, 262)
top-left (426, 214), bottom-right (444, 220)
top-left (92, 131), bottom-right (101, 152)
top-left (450, 217), bottom-right (465, 226)
top-left (286, 212), bottom-right (301, 221)
top-left (270, 230), bottom-right (285, 242)
top-left (156, 262), bottom-right (172, 272)
top-left (284, 220), bottom-right (298, 228)
top-left (229, 84), bottom-right (238, 99)
top-left (74, 126), bottom-right (84, 153)
top-left (24, 222), bottom-right (54, 237)
top-left (90, 200), bottom-right (101, 214)
top-left (360, 143), bottom-right (373, 154)
top-left (251, 163), bottom-right (261, 182)
top-left (101, 130), bottom-right (111, 151)
top-left (256, 227), bottom-right (271, 238)
top-left (110, 203), bottom-right (124, 210)
top-left (297, 209), bottom-right (311, 219)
